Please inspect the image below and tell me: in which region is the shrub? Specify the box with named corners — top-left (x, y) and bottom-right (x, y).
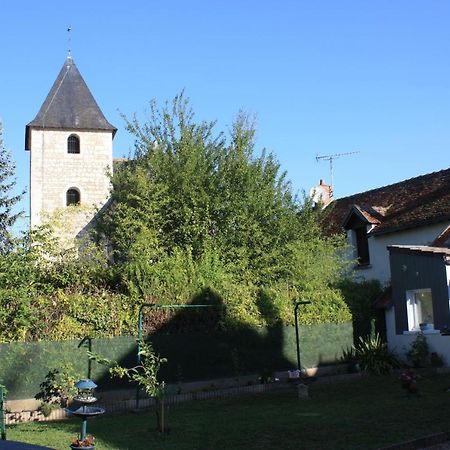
top-left (338, 278), bottom-right (384, 341)
top-left (406, 333), bottom-right (429, 368)
top-left (35, 365), bottom-right (79, 414)
top-left (353, 334), bottom-right (401, 375)
top-left (430, 352), bottom-right (444, 368)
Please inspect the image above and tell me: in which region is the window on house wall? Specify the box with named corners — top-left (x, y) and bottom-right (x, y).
top-left (354, 226), bottom-right (370, 265)
top-left (67, 135), bottom-right (80, 154)
top-left (406, 289), bottom-right (434, 331)
top-left (66, 188), bottom-right (80, 206)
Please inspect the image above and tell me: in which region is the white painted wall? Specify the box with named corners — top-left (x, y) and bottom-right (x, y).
top-left (447, 264), bottom-right (450, 309)
top-left (387, 325), bottom-right (450, 367)
top-left (349, 222), bottom-right (450, 285)
top-left (385, 258), bottom-right (450, 366)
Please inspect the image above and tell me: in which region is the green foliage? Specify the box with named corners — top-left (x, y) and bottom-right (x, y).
top-left (341, 346), bottom-right (358, 363)
top-left (259, 286), bottom-right (352, 327)
top-left (95, 93), bottom-right (351, 330)
top-left (88, 339), bottom-right (167, 433)
top-left (89, 339), bottom-right (168, 431)
top-left (0, 94), bottom-right (352, 341)
top-left (112, 341), bottom-right (167, 399)
top-left (0, 237), bottom-right (40, 341)
top-left (90, 339), bottom-right (166, 398)
top-left (0, 227), bottom-right (134, 342)
top-left (430, 352), bottom-right (444, 368)
top-left (338, 278), bottom-right (384, 341)
top-left (353, 334), bottom-right (401, 375)
top-left (406, 333), bottom-right (429, 368)
top-left (338, 279), bottom-right (382, 324)
top-left (0, 122), bottom-right (24, 254)
top-left (35, 365), bottom-right (79, 413)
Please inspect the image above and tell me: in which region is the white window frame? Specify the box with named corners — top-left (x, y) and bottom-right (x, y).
top-left (406, 288), bottom-right (436, 333)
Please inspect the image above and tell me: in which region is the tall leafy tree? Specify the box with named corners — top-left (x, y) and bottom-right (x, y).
top-left (97, 93), bottom-right (351, 326)
top-left (0, 122), bottom-right (24, 254)
top-left (101, 94), bottom-right (302, 271)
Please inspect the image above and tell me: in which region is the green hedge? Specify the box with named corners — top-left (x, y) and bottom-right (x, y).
top-left (0, 323), bottom-right (352, 399)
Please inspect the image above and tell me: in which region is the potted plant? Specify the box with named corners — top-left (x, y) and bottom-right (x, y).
top-left (70, 435), bottom-right (95, 449)
top-left (406, 333), bottom-right (429, 368)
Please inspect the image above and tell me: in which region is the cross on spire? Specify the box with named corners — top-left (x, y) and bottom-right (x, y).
top-left (67, 26), bottom-right (72, 58)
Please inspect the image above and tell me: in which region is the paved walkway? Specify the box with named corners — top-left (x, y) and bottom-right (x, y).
top-left (420, 443), bottom-right (450, 450)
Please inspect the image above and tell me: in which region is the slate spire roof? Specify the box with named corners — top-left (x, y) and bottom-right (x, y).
top-left (25, 56), bottom-right (116, 149)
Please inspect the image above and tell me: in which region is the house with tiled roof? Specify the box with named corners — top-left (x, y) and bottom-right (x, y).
top-left (323, 168), bottom-right (450, 364)
top-left (323, 168), bottom-right (450, 284)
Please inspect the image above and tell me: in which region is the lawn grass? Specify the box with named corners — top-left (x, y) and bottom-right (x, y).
top-left (6, 372), bottom-right (450, 450)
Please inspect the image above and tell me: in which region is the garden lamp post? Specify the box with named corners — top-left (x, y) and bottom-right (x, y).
top-left (294, 300), bottom-right (311, 376)
top-left (78, 337), bottom-right (93, 379)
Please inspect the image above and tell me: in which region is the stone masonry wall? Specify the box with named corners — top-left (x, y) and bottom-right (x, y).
top-left (29, 128), bottom-right (113, 238)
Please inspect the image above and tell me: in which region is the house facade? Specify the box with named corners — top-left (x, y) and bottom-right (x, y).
top-left (323, 168), bottom-right (450, 364)
top-left (387, 245), bottom-right (450, 363)
top-left (25, 56), bottom-right (116, 243)
top-left (324, 168), bottom-right (450, 281)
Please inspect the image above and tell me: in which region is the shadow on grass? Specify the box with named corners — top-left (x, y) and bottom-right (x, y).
top-left (9, 373), bottom-right (450, 450)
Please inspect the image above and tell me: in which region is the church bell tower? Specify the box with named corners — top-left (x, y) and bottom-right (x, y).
top-left (25, 56), bottom-right (116, 242)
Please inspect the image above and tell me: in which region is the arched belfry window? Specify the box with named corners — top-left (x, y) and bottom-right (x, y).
top-left (66, 188), bottom-right (80, 206)
top-left (67, 135), bottom-right (80, 154)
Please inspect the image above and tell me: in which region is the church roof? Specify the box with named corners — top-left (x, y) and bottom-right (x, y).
top-left (25, 56), bottom-right (116, 149)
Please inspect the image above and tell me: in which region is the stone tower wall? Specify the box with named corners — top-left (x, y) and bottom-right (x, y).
top-left (29, 128), bottom-right (113, 235)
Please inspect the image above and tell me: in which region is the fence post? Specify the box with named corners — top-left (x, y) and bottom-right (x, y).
top-left (0, 384), bottom-right (6, 440)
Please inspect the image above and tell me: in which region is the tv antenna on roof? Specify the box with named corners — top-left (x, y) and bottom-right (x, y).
top-left (316, 151), bottom-right (359, 197)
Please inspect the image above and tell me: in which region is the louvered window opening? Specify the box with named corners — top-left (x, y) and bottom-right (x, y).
top-left (68, 135), bottom-right (80, 154)
top-left (66, 189), bottom-right (80, 206)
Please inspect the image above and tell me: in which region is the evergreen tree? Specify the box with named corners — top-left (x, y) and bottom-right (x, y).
top-left (0, 122), bottom-right (24, 254)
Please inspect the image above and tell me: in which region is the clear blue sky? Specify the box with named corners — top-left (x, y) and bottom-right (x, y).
top-left (1, 0), bottom-right (450, 230)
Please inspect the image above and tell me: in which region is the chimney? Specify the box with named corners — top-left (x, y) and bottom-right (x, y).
top-left (310, 180), bottom-right (333, 208)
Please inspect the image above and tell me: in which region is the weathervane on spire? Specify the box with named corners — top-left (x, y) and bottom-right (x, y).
top-left (67, 26), bottom-right (72, 58)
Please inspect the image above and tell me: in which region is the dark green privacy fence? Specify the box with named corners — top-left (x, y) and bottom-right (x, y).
top-left (0, 323), bottom-right (352, 399)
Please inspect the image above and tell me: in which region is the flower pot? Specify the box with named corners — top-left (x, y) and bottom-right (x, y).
top-left (70, 445), bottom-right (95, 450)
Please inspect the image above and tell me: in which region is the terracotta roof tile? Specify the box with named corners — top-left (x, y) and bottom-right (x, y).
top-left (322, 168), bottom-right (450, 236)
top-left (354, 205), bottom-right (382, 225)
